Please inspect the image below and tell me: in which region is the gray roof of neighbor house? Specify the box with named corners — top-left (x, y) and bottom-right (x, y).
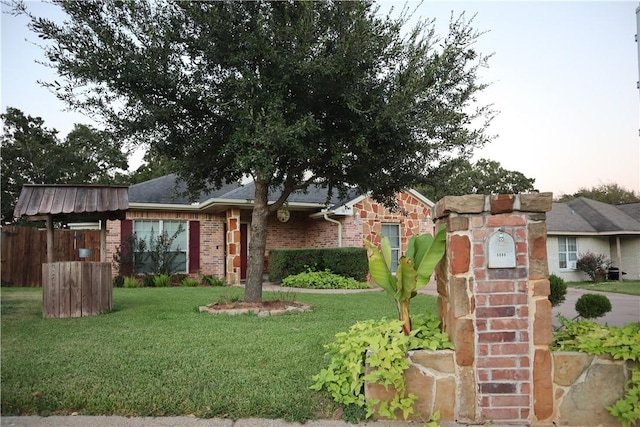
top-left (546, 197), bottom-right (640, 235)
top-left (128, 173), bottom-right (362, 210)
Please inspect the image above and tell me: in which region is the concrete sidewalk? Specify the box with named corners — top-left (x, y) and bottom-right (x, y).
top-left (0, 415), bottom-right (526, 427)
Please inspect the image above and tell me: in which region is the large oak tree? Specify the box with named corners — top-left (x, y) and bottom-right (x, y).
top-left (18, 0), bottom-right (493, 302)
top-left (419, 158), bottom-right (536, 201)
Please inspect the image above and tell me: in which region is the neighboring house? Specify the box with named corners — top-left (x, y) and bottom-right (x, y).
top-left (546, 197), bottom-right (640, 282)
top-left (106, 174), bottom-right (435, 284)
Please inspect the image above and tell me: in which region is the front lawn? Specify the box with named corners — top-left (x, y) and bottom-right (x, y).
top-left (567, 280), bottom-right (640, 296)
top-left (1, 287), bottom-right (437, 421)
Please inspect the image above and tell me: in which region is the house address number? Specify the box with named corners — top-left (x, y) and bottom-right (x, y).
top-left (487, 228), bottom-right (516, 269)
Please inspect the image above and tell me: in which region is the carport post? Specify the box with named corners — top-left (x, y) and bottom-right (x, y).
top-left (46, 214), bottom-right (54, 264)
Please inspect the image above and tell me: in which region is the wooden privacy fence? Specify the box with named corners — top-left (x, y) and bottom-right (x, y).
top-left (1, 225), bottom-right (101, 287)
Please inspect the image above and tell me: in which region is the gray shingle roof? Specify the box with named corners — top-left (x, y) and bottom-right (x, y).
top-left (547, 197), bottom-right (640, 234)
top-left (129, 174), bottom-right (360, 208)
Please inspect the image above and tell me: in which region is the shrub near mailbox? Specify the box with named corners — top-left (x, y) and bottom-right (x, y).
top-left (487, 228), bottom-right (516, 268)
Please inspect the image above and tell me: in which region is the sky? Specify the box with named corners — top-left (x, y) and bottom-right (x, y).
top-left (1, 1), bottom-right (639, 199)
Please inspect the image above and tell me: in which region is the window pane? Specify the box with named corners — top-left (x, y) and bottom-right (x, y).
top-left (558, 238), bottom-right (566, 252)
top-left (133, 220), bottom-right (187, 274)
top-left (381, 224), bottom-right (400, 273)
top-left (163, 221), bottom-right (187, 251)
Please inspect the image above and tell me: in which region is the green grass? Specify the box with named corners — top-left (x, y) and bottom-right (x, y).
top-left (567, 280), bottom-right (640, 296)
top-left (1, 287), bottom-right (437, 421)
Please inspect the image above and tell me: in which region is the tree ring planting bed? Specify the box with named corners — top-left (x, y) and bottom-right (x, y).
top-left (199, 300), bottom-right (312, 316)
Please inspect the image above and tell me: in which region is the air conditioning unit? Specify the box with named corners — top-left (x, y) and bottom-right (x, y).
top-left (568, 261), bottom-right (577, 270)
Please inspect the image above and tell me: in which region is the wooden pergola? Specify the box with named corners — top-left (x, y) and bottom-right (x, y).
top-left (13, 184), bottom-right (129, 263)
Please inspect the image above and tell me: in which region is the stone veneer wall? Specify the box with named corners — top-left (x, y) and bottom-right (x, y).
top-left (367, 193), bottom-right (635, 426)
top-left (369, 350), bottom-right (635, 426)
top-left (434, 193), bottom-right (554, 424)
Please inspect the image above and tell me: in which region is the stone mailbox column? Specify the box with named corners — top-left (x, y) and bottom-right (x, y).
top-left (434, 193), bottom-right (554, 424)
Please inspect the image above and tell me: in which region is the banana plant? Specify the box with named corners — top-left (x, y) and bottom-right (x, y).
top-left (365, 226), bottom-right (447, 335)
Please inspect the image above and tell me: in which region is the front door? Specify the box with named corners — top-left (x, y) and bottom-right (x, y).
top-left (240, 223), bottom-right (248, 280)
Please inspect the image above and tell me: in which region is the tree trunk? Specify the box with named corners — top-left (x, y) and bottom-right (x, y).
top-left (244, 179), bottom-right (270, 303)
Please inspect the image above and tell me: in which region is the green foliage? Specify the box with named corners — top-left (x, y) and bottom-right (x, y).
top-left (152, 274), bottom-right (172, 288)
top-left (142, 275), bottom-right (155, 288)
top-left (145, 224), bottom-right (186, 275)
top-left (1, 288), bottom-right (436, 421)
top-left (201, 275), bottom-right (227, 287)
top-left (123, 276), bottom-right (140, 288)
top-left (269, 248), bottom-right (368, 283)
top-left (576, 251), bottom-right (612, 283)
top-left (365, 227), bottom-right (447, 334)
top-left (216, 293), bottom-right (242, 305)
top-left (19, 0), bottom-right (493, 299)
top-left (567, 280), bottom-right (640, 296)
top-left (548, 274), bottom-right (567, 307)
top-left (282, 269), bottom-right (371, 290)
top-left (557, 183), bottom-right (640, 204)
top-left (311, 315), bottom-right (452, 421)
top-left (113, 233), bottom-right (147, 276)
top-left (551, 317), bottom-right (640, 427)
top-left (419, 158), bottom-right (536, 202)
top-left (575, 293), bottom-right (612, 319)
top-left (180, 278), bottom-right (200, 287)
top-left (113, 275), bottom-right (125, 288)
top-left (608, 369), bottom-right (640, 427)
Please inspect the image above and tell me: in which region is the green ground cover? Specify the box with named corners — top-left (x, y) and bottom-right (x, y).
top-left (1, 287), bottom-right (437, 421)
top-left (567, 280), bottom-right (640, 296)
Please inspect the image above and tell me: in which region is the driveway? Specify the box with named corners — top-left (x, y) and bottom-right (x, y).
top-left (552, 287), bottom-right (640, 327)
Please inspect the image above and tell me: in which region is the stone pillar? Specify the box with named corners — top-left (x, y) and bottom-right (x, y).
top-left (434, 193), bottom-right (553, 424)
top-left (226, 208), bottom-right (241, 285)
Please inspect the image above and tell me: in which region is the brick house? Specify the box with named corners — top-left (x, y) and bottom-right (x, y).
top-left (106, 174), bottom-right (436, 284)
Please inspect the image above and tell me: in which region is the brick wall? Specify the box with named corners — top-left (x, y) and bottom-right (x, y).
top-left (434, 193), bottom-right (554, 424)
top-left (111, 190), bottom-right (434, 284)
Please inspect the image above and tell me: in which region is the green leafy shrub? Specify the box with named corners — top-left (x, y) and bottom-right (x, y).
top-left (269, 247), bottom-right (368, 282)
top-left (575, 293), bottom-right (612, 319)
top-left (181, 278), bottom-right (200, 287)
top-left (548, 274), bottom-right (567, 307)
top-left (608, 369), bottom-right (640, 427)
top-left (282, 269), bottom-right (370, 290)
top-left (311, 315), bottom-right (453, 421)
top-left (172, 273), bottom-right (188, 285)
top-left (576, 251), bottom-right (612, 282)
top-left (113, 275), bottom-right (125, 288)
top-left (142, 275), bottom-right (155, 287)
top-left (552, 317), bottom-right (640, 427)
top-left (123, 276), bottom-right (140, 288)
top-left (201, 275), bottom-right (227, 287)
top-left (152, 274), bottom-right (172, 288)
top-left (365, 228), bottom-right (446, 334)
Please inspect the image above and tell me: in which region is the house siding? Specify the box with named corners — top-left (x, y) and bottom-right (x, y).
top-left (547, 235), bottom-right (635, 282)
top-left (109, 190), bottom-right (434, 284)
top-left (618, 236), bottom-right (640, 280)
top-left (107, 211), bottom-right (227, 279)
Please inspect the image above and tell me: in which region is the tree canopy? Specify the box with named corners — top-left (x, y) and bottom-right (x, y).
top-left (18, 0), bottom-right (494, 301)
top-left (557, 183), bottom-right (640, 204)
top-left (419, 158), bottom-right (536, 201)
top-left (1, 107), bottom-right (128, 223)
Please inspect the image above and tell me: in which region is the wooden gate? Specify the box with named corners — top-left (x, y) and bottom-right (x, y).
top-left (1, 226), bottom-right (101, 287)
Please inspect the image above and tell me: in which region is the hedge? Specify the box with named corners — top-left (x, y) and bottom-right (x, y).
top-left (268, 247), bottom-right (368, 282)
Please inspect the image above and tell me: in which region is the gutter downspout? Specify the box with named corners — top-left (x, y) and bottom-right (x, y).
top-left (323, 213), bottom-right (342, 247)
